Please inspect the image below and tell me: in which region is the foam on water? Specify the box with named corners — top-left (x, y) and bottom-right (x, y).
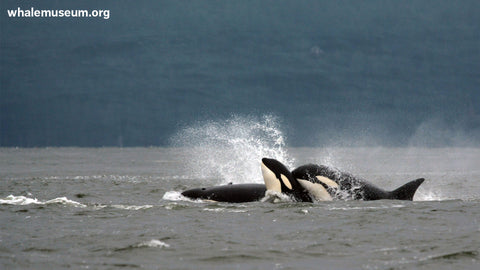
top-left (414, 189), bottom-right (446, 201)
top-left (111, 204), bottom-right (153, 210)
top-left (116, 239), bottom-right (171, 252)
top-left (261, 190), bottom-right (295, 203)
top-left (0, 195), bottom-right (158, 210)
top-left (162, 190), bottom-right (220, 204)
top-left (0, 195), bottom-right (86, 208)
top-left (136, 239), bottom-right (170, 248)
top-left (327, 204), bottom-right (406, 211)
top-left (202, 208), bottom-right (248, 213)
top-left (162, 191), bottom-right (187, 201)
top-left (0, 195), bottom-right (40, 205)
top-left (171, 115), bottom-right (293, 184)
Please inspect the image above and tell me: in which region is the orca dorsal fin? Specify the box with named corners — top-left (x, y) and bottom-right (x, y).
top-left (390, 178), bottom-right (425, 200)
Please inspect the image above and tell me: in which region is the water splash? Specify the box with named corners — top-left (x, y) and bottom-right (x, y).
top-left (415, 189), bottom-right (446, 201)
top-left (162, 191), bottom-right (186, 201)
top-left (261, 190), bottom-right (295, 203)
top-left (170, 115), bottom-right (292, 184)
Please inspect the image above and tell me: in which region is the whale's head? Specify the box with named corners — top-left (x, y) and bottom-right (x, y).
top-left (181, 187), bottom-right (207, 200)
top-left (261, 158), bottom-right (313, 202)
top-left (261, 158), bottom-right (293, 193)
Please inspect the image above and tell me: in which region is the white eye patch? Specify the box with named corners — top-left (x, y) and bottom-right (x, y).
top-left (280, 174), bottom-right (292, 190)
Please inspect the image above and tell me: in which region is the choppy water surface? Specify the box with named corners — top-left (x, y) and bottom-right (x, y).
top-left (1, 147), bottom-right (479, 269)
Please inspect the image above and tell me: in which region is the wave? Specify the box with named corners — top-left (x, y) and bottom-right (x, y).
top-left (0, 194), bottom-right (155, 210)
top-left (110, 204), bottom-right (153, 210)
top-left (136, 239), bottom-right (170, 248)
top-left (201, 208), bottom-right (248, 213)
top-left (327, 204), bottom-right (406, 211)
top-left (115, 239), bottom-right (171, 252)
top-left (0, 195), bottom-right (86, 208)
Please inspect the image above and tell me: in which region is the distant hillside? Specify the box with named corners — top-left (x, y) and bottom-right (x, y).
top-left (1, 0), bottom-right (479, 147)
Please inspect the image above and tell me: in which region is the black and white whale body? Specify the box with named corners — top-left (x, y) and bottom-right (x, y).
top-left (291, 164), bottom-right (425, 201)
top-left (181, 183), bottom-right (266, 203)
top-left (180, 158), bottom-right (312, 203)
top-left (180, 158), bottom-right (425, 203)
top-left (261, 158), bottom-right (313, 202)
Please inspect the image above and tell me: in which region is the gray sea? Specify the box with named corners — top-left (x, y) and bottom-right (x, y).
top-left (1, 145), bottom-right (479, 270)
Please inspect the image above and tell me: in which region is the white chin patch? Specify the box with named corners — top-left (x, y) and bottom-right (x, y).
top-left (297, 179), bottom-right (332, 201)
top-left (261, 162), bottom-right (281, 192)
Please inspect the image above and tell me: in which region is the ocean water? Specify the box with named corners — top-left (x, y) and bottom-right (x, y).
top-left (1, 145), bottom-right (479, 270)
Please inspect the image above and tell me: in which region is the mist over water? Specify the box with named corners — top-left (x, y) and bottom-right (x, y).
top-left (408, 118), bottom-right (480, 147)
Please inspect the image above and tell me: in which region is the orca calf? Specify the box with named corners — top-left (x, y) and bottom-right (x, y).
top-left (181, 183), bottom-right (266, 203)
top-left (291, 163), bottom-right (425, 201)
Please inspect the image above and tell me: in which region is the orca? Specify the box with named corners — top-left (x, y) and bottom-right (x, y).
top-left (181, 183), bottom-right (266, 203)
top-left (180, 158), bottom-right (425, 203)
top-left (291, 163), bottom-right (425, 201)
top-left (180, 158), bottom-right (314, 203)
top-left (261, 158), bottom-right (313, 202)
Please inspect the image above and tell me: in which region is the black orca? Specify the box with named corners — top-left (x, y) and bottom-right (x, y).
top-left (291, 164), bottom-right (425, 201)
top-left (181, 183), bottom-right (266, 203)
top-left (180, 158), bottom-right (314, 203)
top-left (261, 158), bottom-right (313, 202)
top-left (180, 158), bottom-right (425, 203)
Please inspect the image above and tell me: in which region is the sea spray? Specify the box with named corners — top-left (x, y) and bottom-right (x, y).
top-left (170, 115), bottom-right (293, 184)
